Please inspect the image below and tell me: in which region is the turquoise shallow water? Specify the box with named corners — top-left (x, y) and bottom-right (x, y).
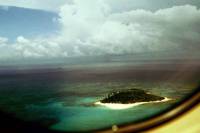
top-left (50, 97), bottom-right (171, 132)
top-left (0, 72), bottom-right (197, 132)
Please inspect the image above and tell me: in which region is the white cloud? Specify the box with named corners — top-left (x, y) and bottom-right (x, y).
top-left (0, 1), bottom-right (200, 61)
top-left (57, 2), bottom-right (200, 55)
top-left (1, 0), bottom-right (200, 12)
top-left (17, 36), bottom-right (30, 44)
top-left (0, 37), bottom-right (8, 44)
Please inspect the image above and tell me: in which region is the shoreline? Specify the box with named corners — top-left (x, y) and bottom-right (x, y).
top-left (95, 97), bottom-right (171, 110)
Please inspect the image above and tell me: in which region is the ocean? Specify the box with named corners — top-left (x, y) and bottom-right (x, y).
top-left (0, 61), bottom-right (199, 132)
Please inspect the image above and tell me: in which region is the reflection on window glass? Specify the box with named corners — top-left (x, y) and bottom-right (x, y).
top-left (0, 0), bottom-right (199, 132)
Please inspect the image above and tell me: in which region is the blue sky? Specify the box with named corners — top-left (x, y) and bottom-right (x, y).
top-left (0, 0), bottom-right (200, 64)
top-left (1, 0), bottom-right (200, 41)
top-left (0, 6), bottom-right (59, 41)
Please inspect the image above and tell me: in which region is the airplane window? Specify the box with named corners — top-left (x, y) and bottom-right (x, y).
top-left (0, 0), bottom-right (199, 132)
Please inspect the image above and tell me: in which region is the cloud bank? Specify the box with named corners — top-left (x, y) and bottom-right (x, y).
top-left (0, 0), bottom-right (200, 12)
top-left (0, 0), bottom-right (200, 61)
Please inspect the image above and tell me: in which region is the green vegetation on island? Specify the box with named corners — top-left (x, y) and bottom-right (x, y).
top-left (100, 89), bottom-right (165, 104)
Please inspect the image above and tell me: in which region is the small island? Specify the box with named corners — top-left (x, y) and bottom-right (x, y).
top-left (100, 89), bottom-right (165, 104)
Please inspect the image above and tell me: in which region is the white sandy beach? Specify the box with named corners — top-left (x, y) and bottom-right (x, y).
top-left (95, 97), bottom-right (171, 110)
